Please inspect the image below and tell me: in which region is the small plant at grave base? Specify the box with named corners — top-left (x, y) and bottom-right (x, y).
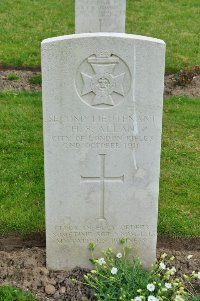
top-left (29, 74), bottom-right (42, 85)
top-left (73, 239), bottom-right (200, 301)
top-left (7, 73), bottom-right (20, 80)
top-left (0, 286), bottom-right (37, 301)
top-left (173, 65), bottom-right (200, 86)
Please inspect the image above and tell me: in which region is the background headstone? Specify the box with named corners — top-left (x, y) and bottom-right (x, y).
top-left (42, 33), bottom-right (165, 270)
top-left (75, 0), bottom-right (126, 33)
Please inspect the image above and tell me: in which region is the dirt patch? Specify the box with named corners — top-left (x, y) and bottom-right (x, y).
top-left (0, 69), bottom-right (200, 98)
top-left (0, 70), bottom-right (41, 92)
top-left (0, 246), bottom-right (199, 301)
top-left (0, 235), bottom-right (200, 300)
top-left (0, 232), bottom-right (45, 251)
top-left (157, 236), bottom-right (200, 251)
top-left (0, 65), bottom-right (40, 72)
top-left (1, 233), bottom-right (200, 252)
top-left (0, 247), bottom-right (94, 301)
top-left (165, 74), bottom-right (200, 98)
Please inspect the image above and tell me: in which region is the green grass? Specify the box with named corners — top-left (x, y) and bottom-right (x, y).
top-left (0, 92), bottom-right (199, 236)
top-left (0, 0), bottom-right (199, 71)
top-left (159, 97), bottom-right (200, 236)
top-left (7, 73), bottom-right (21, 81)
top-left (29, 74), bottom-right (42, 85)
top-left (0, 91), bottom-right (44, 233)
top-left (0, 286), bottom-right (37, 301)
top-left (126, 0), bottom-right (200, 72)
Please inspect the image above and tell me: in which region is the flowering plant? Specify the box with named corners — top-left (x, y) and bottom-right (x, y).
top-left (80, 238), bottom-right (200, 301)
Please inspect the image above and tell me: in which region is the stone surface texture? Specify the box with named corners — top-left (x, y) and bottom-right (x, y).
top-left (42, 33), bottom-right (165, 270)
top-left (75, 0), bottom-right (126, 33)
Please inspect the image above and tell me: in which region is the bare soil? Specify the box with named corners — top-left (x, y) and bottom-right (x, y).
top-left (165, 74), bottom-right (200, 98)
top-left (0, 234), bottom-right (199, 301)
top-left (0, 70), bottom-right (41, 92)
top-left (0, 69), bottom-right (200, 98)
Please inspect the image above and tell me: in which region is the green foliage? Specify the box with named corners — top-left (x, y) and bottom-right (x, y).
top-left (192, 296), bottom-right (200, 301)
top-left (78, 242), bottom-right (200, 301)
top-left (29, 74), bottom-right (42, 85)
top-left (7, 73), bottom-right (20, 81)
top-left (0, 286), bottom-right (37, 301)
top-left (0, 0), bottom-right (199, 71)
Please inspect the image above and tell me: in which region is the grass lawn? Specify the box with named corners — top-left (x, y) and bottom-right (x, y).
top-left (0, 92), bottom-right (199, 236)
top-left (0, 92), bottom-right (44, 233)
top-left (159, 96), bottom-right (200, 236)
top-left (0, 0), bottom-right (199, 71)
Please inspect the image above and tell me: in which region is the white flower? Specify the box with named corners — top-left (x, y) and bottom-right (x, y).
top-left (98, 257), bottom-right (106, 266)
top-left (197, 272), bottom-right (200, 279)
top-left (111, 267), bottom-right (118, 275)
top-left (175, 295), bottom-right (184, 301)
top-left (165, 282), bottom-right (172, 289)
top-left (169, 266), bottom-right (176, 275)
top-left (134, 297), bottom-right (142, 301)
top-left (116, 252), bottom-right (122, 258)
top-left (148, 296), bottom-right (158, 301)
top-left (187, 254), bottom-right (193, 259)
top-left (159, 261), bottom-right (166, 270)
top-left (147, 283), bottom-right (155, 292)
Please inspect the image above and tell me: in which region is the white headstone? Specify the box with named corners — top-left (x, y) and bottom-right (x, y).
top-left (75, 0), bottom-right (126, 33)
top-left (42, 32), bottom-right (165, 270)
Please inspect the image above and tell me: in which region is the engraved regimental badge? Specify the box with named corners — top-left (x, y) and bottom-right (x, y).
top-left (76, 51), bottom-right (131, 109)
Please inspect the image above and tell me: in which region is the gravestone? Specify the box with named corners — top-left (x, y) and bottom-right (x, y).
top-left (42, 34), bottom-right (165, 270)
top-left (75, 0), bottom-right (126, 33)
top-left (42, 2), bottom-right (165, 271)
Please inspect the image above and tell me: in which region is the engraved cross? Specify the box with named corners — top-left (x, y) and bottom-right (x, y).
top-left (81, 154), bottom-right (124, 220)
